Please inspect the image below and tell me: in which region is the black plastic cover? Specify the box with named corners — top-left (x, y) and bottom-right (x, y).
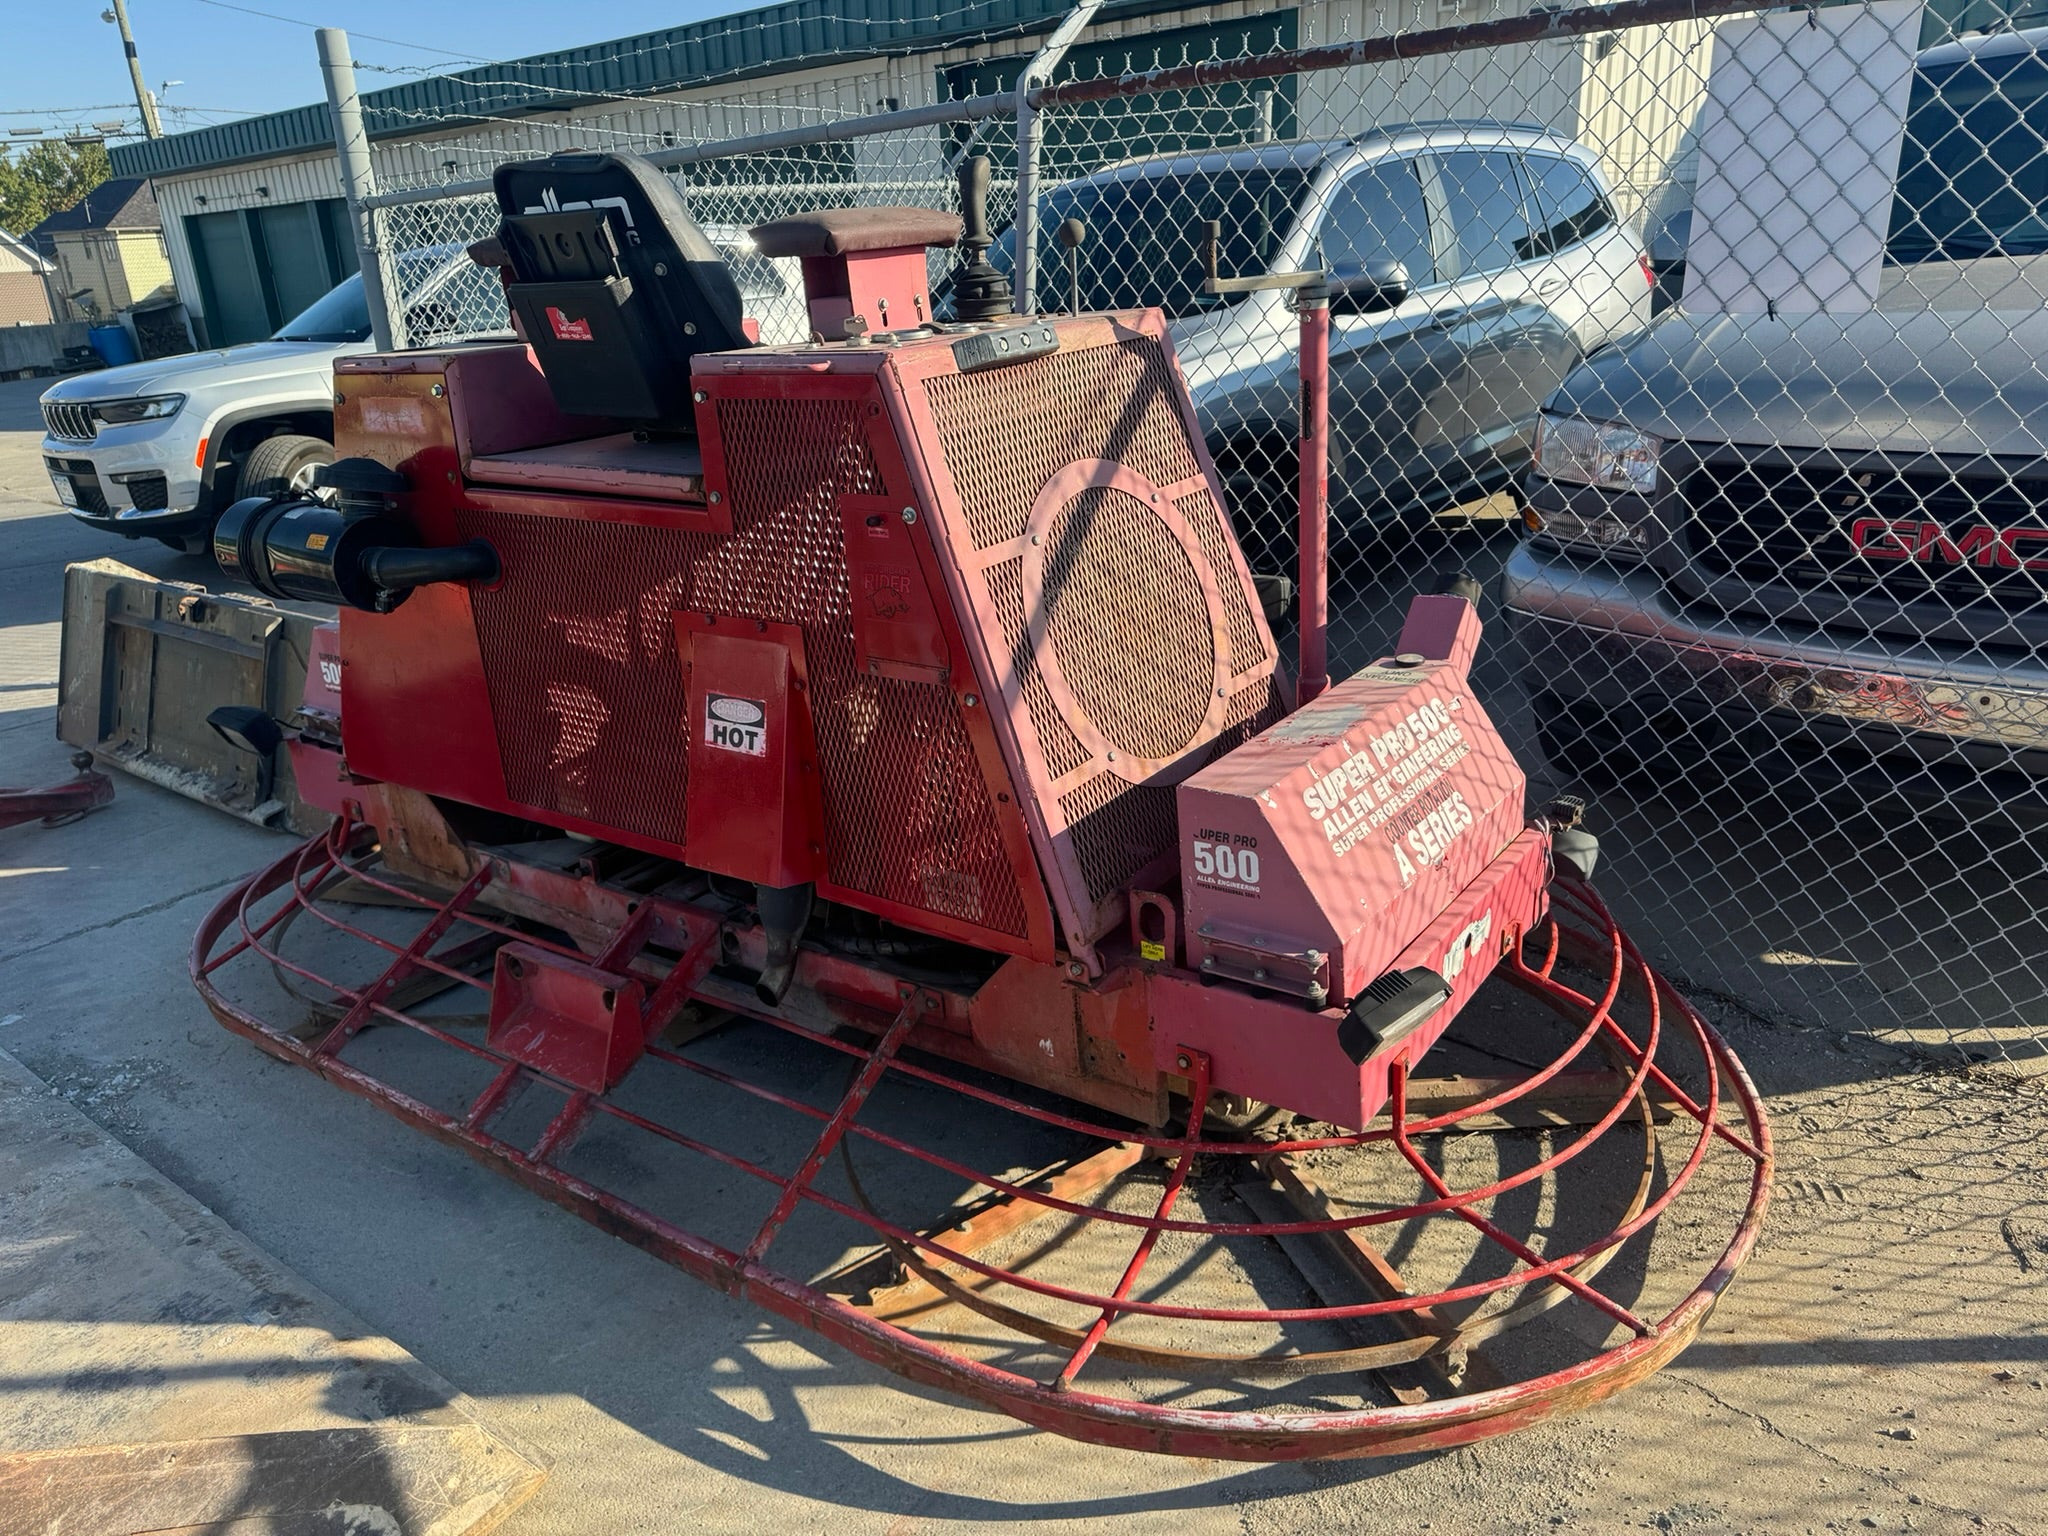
top-left (1335, 967), bottom-right (1452, 1066)
top-left (494, 152), bottom-right (750, 425)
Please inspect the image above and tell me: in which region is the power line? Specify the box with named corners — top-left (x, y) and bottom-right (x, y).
top-left (169, 0), bottom-right (487, 62)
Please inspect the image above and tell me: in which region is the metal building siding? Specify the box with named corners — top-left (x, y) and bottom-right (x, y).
top-left (152, 154), bottom-right (345, 336)
top-left (1576, 19), bottom-right (1716, 222)
top-left (112, 0), bottom-right (1080, 181)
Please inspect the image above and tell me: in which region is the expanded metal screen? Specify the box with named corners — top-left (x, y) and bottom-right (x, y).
top-left (359, 0), bottom-right (2048, 1067)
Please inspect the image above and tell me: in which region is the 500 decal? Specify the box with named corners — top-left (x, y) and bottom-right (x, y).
top-left (1191, 830), bottom-right (1262, 894)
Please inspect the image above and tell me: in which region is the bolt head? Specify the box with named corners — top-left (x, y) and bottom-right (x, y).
top-left (1066, 961), bottom-right (1085, 979)
top-left (1200, 955), bottom-right (1215, 970)
top-left (708, 491), bottom-right (722, 504)
top-left (1175, 1053), bottom-right (1191, 1071)
top-left (693, 390), bottom-right (709, 403)
top-left (963, 693), bottom-right (978, 707)
top-left (430, 383), bottom-right (445, 398)
top-left (333, 392), bottom-right (345, 406)
top-left (900, 506), bottom-right (918, 525)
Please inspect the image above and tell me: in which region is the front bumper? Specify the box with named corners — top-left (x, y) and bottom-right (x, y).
top-left (1502, 538), bottom-right (2048, 816)
top-left (40, 434), bottom-right (206, 537)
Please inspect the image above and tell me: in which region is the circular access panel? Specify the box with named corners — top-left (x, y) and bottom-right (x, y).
top-left (1025, 461), bottom-right (1229, 775)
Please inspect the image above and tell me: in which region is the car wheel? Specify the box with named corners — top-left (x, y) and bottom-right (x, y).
top-left (238, 434), bottom-right (333, 500)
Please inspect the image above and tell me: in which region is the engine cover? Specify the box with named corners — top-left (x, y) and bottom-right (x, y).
top-left (1176, 596), bottom-right (1534, 1009)
top-left (332, 314), bottom-right (1283, 968)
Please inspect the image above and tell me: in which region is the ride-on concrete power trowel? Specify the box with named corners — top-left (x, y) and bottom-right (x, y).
top-left (194, 153), bottom-right (1769, 1458)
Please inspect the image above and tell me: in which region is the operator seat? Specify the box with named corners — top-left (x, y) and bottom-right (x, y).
top-left (492, 152), bottom-right (751, 429)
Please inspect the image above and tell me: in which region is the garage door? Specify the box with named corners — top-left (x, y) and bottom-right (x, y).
top-left (185, 198), bottom-right (357, 347)
top-left (187, 210), bottom-right (272, 346)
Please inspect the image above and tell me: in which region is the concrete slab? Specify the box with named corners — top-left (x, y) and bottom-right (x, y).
top-left (0, 1048), bottom-right (545, 1535)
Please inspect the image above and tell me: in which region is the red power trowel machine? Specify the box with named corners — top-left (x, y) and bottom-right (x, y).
top-left (196, 153), bottom-right (1768, 1459)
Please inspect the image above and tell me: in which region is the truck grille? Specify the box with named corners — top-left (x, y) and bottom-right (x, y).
top-left (42, 402), bottom-right (97, 443)
top-left (1686, 458), bottom-right (2048, 614)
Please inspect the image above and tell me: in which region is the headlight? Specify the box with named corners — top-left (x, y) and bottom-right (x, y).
top-left (1532, 412), bottom-right (1660, 495)
top-left (93, 394), bottom-right (185, 425)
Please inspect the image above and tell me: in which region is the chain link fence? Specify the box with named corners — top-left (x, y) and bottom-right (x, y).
top-left (353, 0), bottom-right (2048, 1067)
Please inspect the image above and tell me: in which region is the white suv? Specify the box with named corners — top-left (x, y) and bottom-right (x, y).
top-left (40, 229), bottom-right (804, 553)
top-left (38, 249), bottom-right (505, 554)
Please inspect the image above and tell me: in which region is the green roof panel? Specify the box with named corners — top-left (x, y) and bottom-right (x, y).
top-left (112, 0), bottom-right (1078, 179)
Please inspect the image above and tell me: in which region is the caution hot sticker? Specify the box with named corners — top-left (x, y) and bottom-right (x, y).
top-left (704, 693), bottom-right (768, 756)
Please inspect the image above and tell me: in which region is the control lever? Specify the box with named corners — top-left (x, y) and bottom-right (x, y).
top-left (1197, 218), bottom-right (1333, 707)
top-left (1055, 217), bottom-right (1087, 316)
top-left (952, 155), bottom-right (1013, 322)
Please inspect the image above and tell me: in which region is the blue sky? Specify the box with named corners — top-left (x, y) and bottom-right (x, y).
top-left (1, 0), bottom-right (737, 146)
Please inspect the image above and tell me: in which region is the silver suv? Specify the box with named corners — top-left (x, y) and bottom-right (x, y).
top-left (38, 249), bottom-right (504, 554)
top-left (1011, 125), bottom-right (1652, 554)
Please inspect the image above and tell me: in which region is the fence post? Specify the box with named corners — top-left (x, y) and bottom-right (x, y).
top-left (1013, 0), bottom-right (1104, 315)
top-left (317, 27), bottom-right (406, 352)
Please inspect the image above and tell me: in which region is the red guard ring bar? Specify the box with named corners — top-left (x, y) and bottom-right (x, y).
top-left (193, 822), bottom-right (1771, 1461)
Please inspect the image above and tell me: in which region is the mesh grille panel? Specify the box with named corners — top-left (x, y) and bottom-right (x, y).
top-left (1044, 486), bottom-right (1216, 761)
top-left (925, 335), bottom-right (1204, 550)
top-left (1687, 458), bottom-right (2048, 615)
top-left (1176, 488), bottom-right (1265, 677)
top-left (987, 554), bottom-right (1090, 780)
top-left (463, 391), bottom-right (1026, 940)
top-left (808, 663), bottom-right (1029, 935)
top-left (463, 510), bottom-right (711, 845)
top-left (1059, 769), bottom-right (1177, 906)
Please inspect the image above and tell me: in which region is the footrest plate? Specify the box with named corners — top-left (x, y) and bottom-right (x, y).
top-left (485, 942), bottom-right (646, 1093)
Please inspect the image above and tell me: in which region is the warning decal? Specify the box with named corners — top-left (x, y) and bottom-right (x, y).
top-left (546, 306), bottom-right (594, 341)
top-left (704, 693), bottom-right (768, 756)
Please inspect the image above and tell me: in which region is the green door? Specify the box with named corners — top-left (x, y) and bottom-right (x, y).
top-left (186, 210), bottom-right (271, 346)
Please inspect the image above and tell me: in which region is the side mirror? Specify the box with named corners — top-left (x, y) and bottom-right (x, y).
top-left (1329, 258), bottom-right (1411, 316)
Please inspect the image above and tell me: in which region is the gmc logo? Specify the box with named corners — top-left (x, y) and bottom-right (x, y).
top-left (1849, 518), bottom-right (2048, 570)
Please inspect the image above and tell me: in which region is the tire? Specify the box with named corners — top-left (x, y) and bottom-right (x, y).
top-left (237, 433), bottom-right (333, 500)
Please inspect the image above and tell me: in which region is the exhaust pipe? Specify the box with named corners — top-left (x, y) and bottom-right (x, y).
top-left (754, 882), bottom-right (814, 1005)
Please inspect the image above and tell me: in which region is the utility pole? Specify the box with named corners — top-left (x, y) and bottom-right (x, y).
top-left (318, 28), bottom-right (403, 351)
top-left (107, 0), bottom-right (163, 139)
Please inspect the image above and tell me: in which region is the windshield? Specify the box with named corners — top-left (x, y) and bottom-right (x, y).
top-left (995, 166), bottom-right (1312, 318)
top-left (274, 272), bottom-right (372, 343)
top-left (1888, 44), bottom-right (2048, 261)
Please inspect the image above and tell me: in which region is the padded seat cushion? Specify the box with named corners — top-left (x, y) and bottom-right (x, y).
top-left (750, 207), bottom-right (963, 259)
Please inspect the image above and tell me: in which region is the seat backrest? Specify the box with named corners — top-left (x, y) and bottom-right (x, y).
top-left (493, 152), bottom-right (750, 427)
